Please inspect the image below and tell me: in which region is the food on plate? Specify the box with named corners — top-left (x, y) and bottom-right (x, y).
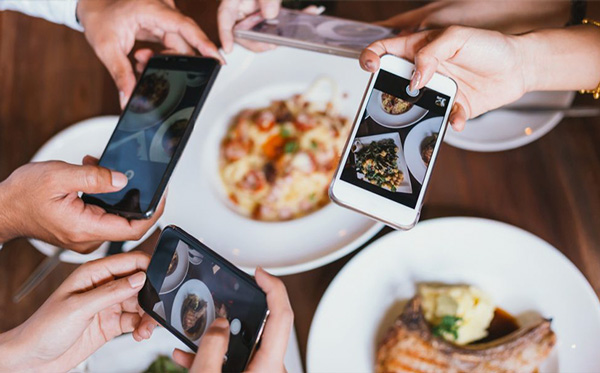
top-left (163, 118), bottom-right (187, 156)
top-left (420, 133), bottom-right (438, 167)
top-left (376, 289), bottom-right (556, 373)
top-left (420, 284), bottom-right (495, 345)
top-left (381, 93), bottom-right (412, 115)
top-left (181, 294), bottom-right (208, 340)
top-left (354, 139), bottom-right (404, 192)
top-left (144, 356), bottom-right (187, 373)
top-left (130, 72), bottom-right (170, 113)
top-left (219, 92), bottom-right (350, 221)
top-left (166, 252), bottom-right (179, 277)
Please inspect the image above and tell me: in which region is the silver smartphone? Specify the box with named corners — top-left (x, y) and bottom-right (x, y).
top-left (329, 55), bottom-right (457, 230)
top-left (234, 8), bottom-right (395, 58)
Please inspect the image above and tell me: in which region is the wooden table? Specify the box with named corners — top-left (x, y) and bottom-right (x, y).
top-left (1, 1), bottom-right (599, 369)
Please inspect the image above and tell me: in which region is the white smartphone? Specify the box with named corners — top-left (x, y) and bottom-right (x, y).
top-left (234, 8), bottom-right (395, 58)
top-left (329, 55), bottom-right (457, 230)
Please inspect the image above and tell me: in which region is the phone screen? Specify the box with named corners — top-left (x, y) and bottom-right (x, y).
top-left (248, 9), bottom-right (395, 51)
top-left (86, 58), bottom-right (218, 216)
top-left (140, 227), bottom-right (268, 371)
top-left (340, 70), bottom-right (451, 208)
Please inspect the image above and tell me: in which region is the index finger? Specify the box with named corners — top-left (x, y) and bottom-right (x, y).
top-left (218, 0), bottom-right (241, 54)
top-left (359, 31), bottom-right (433, 72)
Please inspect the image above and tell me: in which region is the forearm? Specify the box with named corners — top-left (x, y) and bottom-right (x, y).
top-left (520, 25), bottom-right (600, 92)
top-left (0, 180), bottom-right (20, 243)
top-left (0, 0), bottom-right (83, 31)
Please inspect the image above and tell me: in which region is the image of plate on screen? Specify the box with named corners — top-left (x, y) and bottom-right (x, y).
top-left (149, 107), bottom-right (194, 163)
top-left (159, 241), bottom-right (189, 295)
top-left (171, 279), bottom-right (215, 344)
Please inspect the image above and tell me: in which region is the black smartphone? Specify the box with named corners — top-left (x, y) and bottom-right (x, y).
top-left (139, 226), bottom-right (269, 372)
top-left (82, 56), bottom-right (220, 219)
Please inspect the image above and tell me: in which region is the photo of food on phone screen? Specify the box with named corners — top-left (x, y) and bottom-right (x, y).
top-left (87, 67), bottom-right (210, 215)
top-left (140, 229), bottom-right (268, 372)
top-left (340, 71), bottom-right (451, 208)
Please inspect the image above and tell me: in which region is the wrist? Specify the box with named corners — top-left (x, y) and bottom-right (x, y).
top-left (512, 32), bottom-right (539, 94)
top-left (0, 327), bottom-right (30, 372)
top-left (0, 181), bottom-right (20, 243)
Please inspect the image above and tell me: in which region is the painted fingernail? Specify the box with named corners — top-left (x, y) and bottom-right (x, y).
top-left (410, 70), bottom-right (421, 91)
top-left (119, 91), bottom-right (126, 107)
top-left (314, 5), bottom-right (326, 14)
top-left (128, 272), bottom-right (146, 288)
top-left (111, 171), bottom-right (128, 188)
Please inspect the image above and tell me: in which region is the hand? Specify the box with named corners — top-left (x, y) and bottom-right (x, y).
top-left (0, 252), bottom-right (158, 372)
top-left (378, 1), bottom-right (570, 35)
top-left (77, 0), bottom-right (223, 108)
top-left (0, 157), bottom-right (164, 252)
top-left (172, 267), bottom-right (293, 372)
top-left (360, 26), bottom-right (527, 131)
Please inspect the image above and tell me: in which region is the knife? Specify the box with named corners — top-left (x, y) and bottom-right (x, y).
top-left (13, 248), bottom-right (65, 303)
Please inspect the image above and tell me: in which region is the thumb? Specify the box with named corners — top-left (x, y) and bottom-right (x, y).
top-left (64, 164), bottom-right (128, 194)
top-left (190, 318), bottom-right (230, 373)
top-left (259, 0), bottom-right (280, 19)
top-left (77, 271), bottom-right (146, 316)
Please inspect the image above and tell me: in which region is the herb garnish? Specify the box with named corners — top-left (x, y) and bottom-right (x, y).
top-left (432, 315), bottom-right (462, 340)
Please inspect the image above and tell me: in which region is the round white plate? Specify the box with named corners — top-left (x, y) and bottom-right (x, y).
top-left (404, 117), bottom-right (443, 184)
top-left (171, 279), bottom-right (215, 344)
top-left (159, 240), bottom-right (190, 294)
top-left (315, 20), bottom-right (392, 42)
top-left (149, 107), bottom-right (194, 163)
top-left (307, 217), bottom-right (600, 373)
top-left (444, 91), bottom-right (575, 152)
top-left (367, 90), bottom-right (428, 129)
top-left (160, 45), bottom-right (383, 275)
top-left (84, 327), bottom-right (190, 373)
top-left (121, 70), bottom-right (187, 132)
top-left (30, 116), bottom-right (157, 263)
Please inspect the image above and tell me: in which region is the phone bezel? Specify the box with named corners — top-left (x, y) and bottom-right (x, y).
top-left (82, 56), bottom-right (221, 219)
top-left (138, 225), bottom-right (269, 371)
top-left (329, 54), bottom-right (457, 230)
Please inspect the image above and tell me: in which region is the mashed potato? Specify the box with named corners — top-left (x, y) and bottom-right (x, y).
top-left (419, 284), bottom-right (495, 345)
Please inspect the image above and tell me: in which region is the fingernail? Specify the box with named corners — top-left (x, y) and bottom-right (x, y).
top-left (314, 6), bottom-right (326, 14)
top-left (213, 318), bottom-right (229, 329)
top-left (128, 272), bottom-right (146, 288)
top-left (145, 323), bottom-right (156, 338)
top-left (365, 60), bottom-right (374, 71)
top-left (111, 171), bottom-right (128, 188)
top-left (119, 91), bottom-right (126, 107)
top-left (264, 3), bottom-right (278, 19)
top-left (410, 70), bottom-right (421, 91)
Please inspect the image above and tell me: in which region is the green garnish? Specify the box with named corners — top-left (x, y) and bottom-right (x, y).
top-left (280, 127), bottom-right (292, 138)
top-left (310, 140), bottom-right (319, 149)
top-left (284, 141), bottom-right (299, 153)
top-left (432, 315), bottom-right (462, 340)
top-left (144, 356), bottom-right (187, 373)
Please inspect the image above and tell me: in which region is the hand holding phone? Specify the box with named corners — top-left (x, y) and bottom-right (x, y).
top-left (139, 226), bottom-right (272, 372)
top-left (83, 56), bottom-right (220, 219)
top-left (172, 267), bottom-right (293, 373)
top-left (330, 55), bottom-right (457, 229)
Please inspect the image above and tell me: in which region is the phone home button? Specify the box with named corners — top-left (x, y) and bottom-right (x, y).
top-left (230, 318), bottom-right (242, 335)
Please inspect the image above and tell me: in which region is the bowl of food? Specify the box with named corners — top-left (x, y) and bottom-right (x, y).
top-left (171, 279), bottom-right (215, 344)
top-left (307, 217), bottom-right (600, 372)
top-left (159, 241), bottom-right (189, 295)
top-left (160, 45), bottom-right (383, 275)
top-left (366, 89), bottom-right (428, 129)
top-left (403, 117), bottom-right (443, 184)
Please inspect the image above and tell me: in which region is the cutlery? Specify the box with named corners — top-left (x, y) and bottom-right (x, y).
top-left (13, 248), bottom-right (65, 303)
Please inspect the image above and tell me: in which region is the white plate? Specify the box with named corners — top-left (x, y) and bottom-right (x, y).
top-left (354, 133), bottom-right (412, 194)
top-left (307, 217), bottom-right (600, 373)
top-left (444, 91), bottom-right (575, 152)
top-left (29, 116), bottom-right (157, 263)
top-left (366, 90), bottom-right (428, 129)
top-left (82, 325), bottom-right (305, 373)
top-left (159, 240), bottom-right (190, 294)
top-left (171, 279), bottom-right (216, 344)
top-left (315, 20), bottom-right (393, 42)
top-left (404, 117), bottom-right (443, 184)
top-left (160, 45), bottom-right (383, 275)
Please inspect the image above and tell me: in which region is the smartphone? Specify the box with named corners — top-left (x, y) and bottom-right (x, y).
top-left (138, 226), bottom-right (269, 372)
top-left (234, 8), bottom-right (395, 58)
top-left (82, 56), bottom-right (220, 219)
top-left (329, 55), bottom-right (457, 229)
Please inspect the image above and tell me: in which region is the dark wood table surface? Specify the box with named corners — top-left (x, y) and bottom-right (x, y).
top-left (1, 1), bottom-right (599, 369)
